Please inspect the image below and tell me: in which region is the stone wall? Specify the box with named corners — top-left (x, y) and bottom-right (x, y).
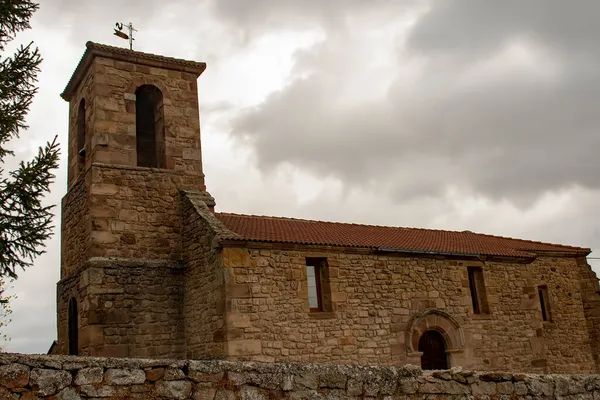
top-left (90, 55), bottom-right (205, 174)
top-left (66, 57), bottom-right (95, 188)
top-left (56, 259), bottom-right (185, 359)
top-left (181, 192), bottom-right (226, 359)
top-left (578, 257), bottom-right (600, 372)
top-left (86, 164), bottom-right (204, 262)
top-left (222, 245), bottom-right (597, 373)
top-left (2, 353), bottom-right (600, 399)
top-left (60, 177), bottom-right (90, 278)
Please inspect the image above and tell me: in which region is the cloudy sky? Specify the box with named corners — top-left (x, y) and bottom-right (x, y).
top-left (3, 0), bottom-right (600, 353)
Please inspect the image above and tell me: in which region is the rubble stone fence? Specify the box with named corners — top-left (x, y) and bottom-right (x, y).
top-left (1, 353), bottom-right (600, 399)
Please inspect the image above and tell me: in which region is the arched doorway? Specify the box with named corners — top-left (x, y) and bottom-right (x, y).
top-left (68, 298), bottom-right (78, 355)
top-left (418, 330), bottom-right (448, 370)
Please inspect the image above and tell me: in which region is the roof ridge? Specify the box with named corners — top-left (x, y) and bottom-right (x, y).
top-left (470, 230), bottom-right (589, 251)
top-left (214, 212), bottom-right (588, 251)
top-left (86, 41), bottom-right (205, 68)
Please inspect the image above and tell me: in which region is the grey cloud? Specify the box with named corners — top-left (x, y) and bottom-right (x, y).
top-left (407, 0), bottom-right (600, 56)
top-left (230, 1), bottom-right (600, 206)
top-left (211, 0), bottom-right (421, 36)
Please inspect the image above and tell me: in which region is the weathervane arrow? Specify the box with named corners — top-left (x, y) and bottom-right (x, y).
top-left (113, 22), bottom-right (136, 50)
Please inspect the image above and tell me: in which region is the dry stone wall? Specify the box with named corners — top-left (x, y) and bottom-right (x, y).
top-left (2, 353), bottom-right (600, 399)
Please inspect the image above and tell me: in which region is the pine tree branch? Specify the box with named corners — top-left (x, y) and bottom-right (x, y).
top-left (0, 0), bottom-right (39, 50)
top-left (0, 136), bottom-right (59, 278)
top-left (0, 42), bottom-right (42, 161)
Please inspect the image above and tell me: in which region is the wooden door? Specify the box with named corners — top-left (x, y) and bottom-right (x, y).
top-left (418, 330), bottom-right (448, 370)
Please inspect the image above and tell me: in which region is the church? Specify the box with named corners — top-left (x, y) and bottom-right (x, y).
top-left (52, 42), bottom-right (600, 374)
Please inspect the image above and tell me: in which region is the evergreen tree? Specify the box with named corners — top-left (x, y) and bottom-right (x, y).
top-left (0, 0), bottom-right (59, 285)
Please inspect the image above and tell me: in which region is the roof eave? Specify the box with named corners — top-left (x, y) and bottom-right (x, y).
top-left (217, 239), bottom-right (537, 262)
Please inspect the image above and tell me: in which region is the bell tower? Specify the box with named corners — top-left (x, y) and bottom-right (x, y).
top-left (55, 42), bottom-right (215, 358)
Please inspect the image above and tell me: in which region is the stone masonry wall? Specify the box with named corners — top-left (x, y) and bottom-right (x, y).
top-left (578, 257), bottom-right (600, 371)
top-left (181, 192), bottom-right (226, 359)
top-left (2, 353), bottom-right (600, 399)
top-left (87, 165), bottom-right (204, 262)
top-left (90, 55), bottom-right (205, 174)
top-left (60, 177), bottom-right (90, 278)
top-left (66, 58), bottom-right (95, 188)
top-left (57, 259), bottom-right (185, 359)
top-left (223, 246), bottom-right (596, 373)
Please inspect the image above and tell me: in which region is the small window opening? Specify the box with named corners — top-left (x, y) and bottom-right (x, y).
top-left (136, 85), bottom-right (165, 168)
top-left (538, 285), bottom-right (551, 322)
top-left (77, 99), bottom-right (86, 171)
top-left (68, 297), bottom-right (78, 355)
top-left (468, 267), bottom-right (489, 314)
top-left (306, 258), bottom-right (332, 312)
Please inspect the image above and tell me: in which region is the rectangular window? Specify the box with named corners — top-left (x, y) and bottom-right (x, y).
top-left (467, 267), bottom-right (489, 314)
top-left (306, 258), bottom-right (331, 312)
top-left (306, 263), bottom-right (322, 312)
top-left (538, 285), bottom-right (551, 322)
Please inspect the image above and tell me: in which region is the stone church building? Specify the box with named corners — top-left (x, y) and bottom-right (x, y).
top-left (53, 42), bottom-right (600, 374)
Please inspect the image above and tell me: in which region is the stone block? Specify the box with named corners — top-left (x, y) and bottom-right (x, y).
top-left (89, 183), bottom-right (119, 196)
top-left (105, 368), bottom-right (146, 385)
top-left (29, 368), bottom-right (72, 396)
top-left (215, 390), bottom-right (235, 400)
top-left (183, 148), bottom-right (201, 160)
top-left (56, 387), bottom-right (81, 400)
top-left (79, 326), bottom-right (104, 347)
top-left (145, 367), bottom-right (166, 382)
top-left (80, 384), bottom-right (116, 397)
top-left (228, 339), bottom-right (262, 356)
top-left (164, 368), bottom-right (186, 380)
top-left (472, 381), bottom-right (496, 396)
top-left (228, 284), bottom-right (251, 298)
top-left (155, 380), bottom-right (193, 399)
top-left (224, 248), bottom-right (250, 267)
top-left (241, 385), bottom-right (266, 400)
top-left (346, 378), bottom-right (363, 396)
top-left (74, 367), bottom-right (103, 385)
top-left (0, 363), bottom-right (29, 388)
top-left (95, 96), bottom-right (120, 111)
top-left (90, 231), bottom-right (119, 245)
top-left (319, 371), bottom-right (347, 389)
top-left (193, 387), bottom-right (217, 400)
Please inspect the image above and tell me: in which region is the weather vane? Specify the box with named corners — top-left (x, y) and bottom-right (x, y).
top-left (113, 22), bottom-right (136, 50)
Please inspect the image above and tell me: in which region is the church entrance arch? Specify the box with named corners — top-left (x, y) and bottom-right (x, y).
top-left (405, 309), bottom-right (466, 368)
top-left (418, 330), bottom-right (448, 370)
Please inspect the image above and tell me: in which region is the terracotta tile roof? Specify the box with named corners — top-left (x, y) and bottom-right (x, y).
top-left (62, 41), bottom-right (206, 101)
top-left (214, 213), bottom-right (590, 258)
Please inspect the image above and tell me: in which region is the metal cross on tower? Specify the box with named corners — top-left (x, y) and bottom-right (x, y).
top-left (113, 22), bottom-right (137, 50)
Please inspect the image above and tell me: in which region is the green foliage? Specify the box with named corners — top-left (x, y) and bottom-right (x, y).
top-left (0, 278), bottom-right (14, 349)
top-left (0, 0), bottom-right (60, 286)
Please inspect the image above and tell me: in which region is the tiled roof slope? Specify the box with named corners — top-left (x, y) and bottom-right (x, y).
top-left (214, 213), bottom-right (590, 258)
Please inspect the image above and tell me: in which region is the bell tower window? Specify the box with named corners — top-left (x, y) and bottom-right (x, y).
top-left (135, 85), bottom-right (165, 168)
top-left (77, 99), bottom-right (86, 172)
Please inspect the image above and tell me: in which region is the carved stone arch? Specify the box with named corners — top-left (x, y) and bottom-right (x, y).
top-left (406, 309), bottom-right (466, 368)
top-left (126, 78), bottom-right (169, 98)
